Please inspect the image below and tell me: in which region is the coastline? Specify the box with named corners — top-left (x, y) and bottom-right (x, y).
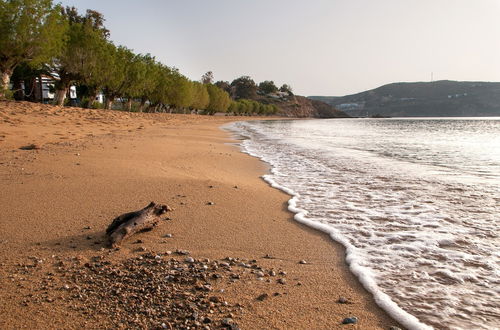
top-left (0, 101), bottom-right (400, 329)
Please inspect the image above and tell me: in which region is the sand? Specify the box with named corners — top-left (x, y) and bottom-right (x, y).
top-left (0, 101), bottom-right (400, 329)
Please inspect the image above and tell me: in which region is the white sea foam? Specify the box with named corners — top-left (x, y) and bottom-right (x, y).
top-left (224, 118), bottom-right (500, 330)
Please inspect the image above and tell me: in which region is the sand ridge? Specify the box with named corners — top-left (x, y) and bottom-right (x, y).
top-left (0, 101), bottom-right (400, 329)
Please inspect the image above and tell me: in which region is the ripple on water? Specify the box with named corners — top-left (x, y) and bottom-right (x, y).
top-left (227, 119), bottom-right (500, 330)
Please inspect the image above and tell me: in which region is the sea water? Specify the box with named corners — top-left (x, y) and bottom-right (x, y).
top-left (226, 118), bottom-right (500, 330)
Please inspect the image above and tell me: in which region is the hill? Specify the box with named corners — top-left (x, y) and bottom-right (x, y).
top-left (309, 80), bottom-right (500, 117)
top-left (253, 93), bottom-right (349, 118)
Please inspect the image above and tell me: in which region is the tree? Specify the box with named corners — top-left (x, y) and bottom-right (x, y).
top-left (230, 76), bottom-right (257, 99)
top-left (279, 83), bottom-right (293, 95)
top-left (201, 71), bottom-right (213, 85)
top-left (205, 84), bottom-right (230, 115)
top-left (0, 0), bottom-right (66, 98)
top-left (190, 81), bottom-right (209, 111)
top-left (214, 80), bottom-right (231, 94)
top-left (45, 7), bottom-right (110, 105)
top-left (258, 80), bottom-right (278, 94)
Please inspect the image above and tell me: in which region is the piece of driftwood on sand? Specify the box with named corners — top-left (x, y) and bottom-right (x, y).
top-left (106, 202), bottom-right (171, 247)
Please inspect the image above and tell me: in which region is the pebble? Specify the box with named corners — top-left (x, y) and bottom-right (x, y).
top-left (163, 234), bottom-right (173, 238)
top-left (221, 318), bottom-right (233, 326)
top-left (389, 327), bottom-right (402, 330)
top-left (256, 271), bottom-right (265, 277)
top-left (342, 317), bottom-right (358, 325)
top-left (256, 293), bottom-right (269, 301)
top-left (185, 257), bottom-right (195, 263)
top-left (207, 202), bottom-right (215, 205)
top-left (277, 278), bottom-right (286, 285)
top-left (299, 260), bottom-right (307, 264)
top-left (338, 297), bottom-right (349, 304)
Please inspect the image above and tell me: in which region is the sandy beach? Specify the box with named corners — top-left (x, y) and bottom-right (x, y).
top-left (0, 101), bottom-right (400, 329)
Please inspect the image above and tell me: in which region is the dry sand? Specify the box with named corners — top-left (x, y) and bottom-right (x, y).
top-left (0, 101), bottom-right (400, 329)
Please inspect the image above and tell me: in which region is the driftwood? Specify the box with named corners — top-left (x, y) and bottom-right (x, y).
top-left (106, 202), bottom-right (171, 247)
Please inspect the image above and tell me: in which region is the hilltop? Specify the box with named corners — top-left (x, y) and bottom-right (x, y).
top-left (309, 80), bottom-right (500, 117)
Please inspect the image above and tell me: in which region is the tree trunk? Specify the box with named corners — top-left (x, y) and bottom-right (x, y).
top-left (106, 202), bottom-right (171, 247)
top-left (0, 69), bottom-right (13, 98)
top-left (12, 77), bottom-right (24, 101)
top-left (126, 98), bottom-right (132, 111)
top-left (139, 98), bottom-right (146, 112)
top-left (54, 87), bottom-right (68, 106)
top-left (105, 96), bottom-right (114, 110)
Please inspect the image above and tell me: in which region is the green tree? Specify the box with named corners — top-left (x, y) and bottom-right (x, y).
top-left (279, 83), bottom-right (293, 95)
top-left (190, 81), bottom-right (209, 111)
top-left (205, 84), bottom-right (230, 115)
top-left (230, 76), bottom-right (257, 99)
top-left (0, 0), bottom-right (66, 98)
top-left (46, 7), bottom-right (109, 105)
top-left (258, 80), bottom-right (278, 94)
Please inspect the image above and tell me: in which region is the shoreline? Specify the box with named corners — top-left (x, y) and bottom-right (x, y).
top-left (0, 101), bottom-right (400, 329)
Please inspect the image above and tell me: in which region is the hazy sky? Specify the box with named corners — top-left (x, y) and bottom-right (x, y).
top-left (58, 0), bottom-right (500, 96)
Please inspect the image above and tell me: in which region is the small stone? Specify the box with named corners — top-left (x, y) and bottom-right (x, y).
top-left (338, 297), bottom-right (349, 304)
top-left (256, 293), bottom-right (269, 301)
top-left (342, 317), bottom-right (358, 325)
top-left (277, 278), bottom-right (286, 285)
top-left (163, 233), bottom-right (173, 238)
top-left (389, 327), bottom-right (402, 330)
top-left (185, 257), bottom-right (195, 263)
top-left (134, 239), bottom-right (143, 244)
top-left (222, 318), bottom-right (233, 326)
top-left (203, 317), bottom-right (212, 324)
top-left (269, 270), bottom-right (276, 277)
top-left (263, 254), bottom-right (274, 259)
top-left (83, 226), bottom-right (91, 230)
top-left (299, 259), bottom-right (307, 264)
top-left (256, 271), bottom-right (265, 277)
top-left (207, 201), bottom-right (215, 205)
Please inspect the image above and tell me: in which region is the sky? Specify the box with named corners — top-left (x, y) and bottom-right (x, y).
top-left (57, 0), bottom-right (500, 96)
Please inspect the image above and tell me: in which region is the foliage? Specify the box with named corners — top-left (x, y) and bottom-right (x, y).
top-left (205, 84), bottom-right (231, 115)
top-left (201, 71), bottom-right (213, 85)
top-left (0, 0), bottom-right (66, 95)
top-left (229, 99), bottom-right (277, 116)
top-left (230, 76), bottom-right (257, 99)
top-left (214, 80), bottom-right (231, 94)
top-left (0, 0), bottom-right (288, 116)
top-left (190, 82), bottom-right (209, 110)
top-left (258, 80), bottom-right (278, 94)
top-left (279, 84), bottom-right (293, 95)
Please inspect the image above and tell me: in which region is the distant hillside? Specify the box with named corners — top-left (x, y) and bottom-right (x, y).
top-left (253, 93), bottom-right (349, 118)
top-left (309, 81), bottom-right (500, 117)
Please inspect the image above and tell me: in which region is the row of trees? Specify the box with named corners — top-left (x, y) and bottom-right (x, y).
top-left (0, 0), bottom-right (280, 115)
top-left (213, 76), bottom-right (293, 100)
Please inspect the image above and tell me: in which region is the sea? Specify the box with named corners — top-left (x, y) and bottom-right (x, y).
top-left (226, 117), bottom-right (500, 330)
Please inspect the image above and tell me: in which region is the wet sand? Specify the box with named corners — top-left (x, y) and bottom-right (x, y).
top-left (0, 101), bottom-right (400, 329)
